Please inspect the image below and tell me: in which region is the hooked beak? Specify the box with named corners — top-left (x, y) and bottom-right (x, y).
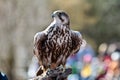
top-left (52, 14), bottom-right (55, 18)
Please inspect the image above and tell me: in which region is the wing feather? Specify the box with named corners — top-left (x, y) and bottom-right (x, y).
top-left (33, 31), bottom-right (47, 61)
top-left (71, 31), bottom-right (83, 54)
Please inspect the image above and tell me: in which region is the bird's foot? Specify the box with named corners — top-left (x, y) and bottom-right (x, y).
top-left (56, 68), bottom-right (72, 80)
top-left (46, 68), bottom-right (53, 76)
top-left (56, 65), bottom-right (64, 72)
top-left (46, 65), bottom-right (64, 77)
top-left (45, 65), bottom-right (72, 80)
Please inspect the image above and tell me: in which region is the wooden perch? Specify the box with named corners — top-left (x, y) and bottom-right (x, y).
top-left (30, 67), bottom-right (72, 80)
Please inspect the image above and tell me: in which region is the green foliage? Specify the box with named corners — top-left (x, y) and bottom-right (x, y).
top-left (82, 0), bottom-right (120, 45)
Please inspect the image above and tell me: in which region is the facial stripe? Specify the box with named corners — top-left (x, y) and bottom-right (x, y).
top-left (58, 14), bottom-right (64, 22)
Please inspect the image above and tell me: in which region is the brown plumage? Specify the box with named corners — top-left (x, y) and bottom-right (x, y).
top-left (33, 10), bottom-right (84, 75)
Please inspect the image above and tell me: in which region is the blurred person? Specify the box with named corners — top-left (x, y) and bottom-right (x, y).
top-left (98, 43), bottom-right (108, 56)
top-left (0, 72), bottom-right (8, 80)
top-left (104, 51), bottom-right (120, 80)
top-left (27, 56), bottom-right (40, 79)
top-left (106, 42), bottom-right (120, 55)
top-left (95, 43), bottom-right (112, 80)
top-left (91, 57), bottom-right (100, 78)
top-left (94, 44), bottom-right (107, 80)
top-left (91, 56), bottom-right (107, 80)
top-left (112, 48), bottom-right (120, 80)
top-left (80, 54), bottom-right (93, 80)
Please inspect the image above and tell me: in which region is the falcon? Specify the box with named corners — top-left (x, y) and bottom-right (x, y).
top-left (33, 10), bottom-right (84, 75)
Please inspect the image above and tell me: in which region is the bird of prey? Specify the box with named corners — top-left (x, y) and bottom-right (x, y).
top-left (33, 10), bottom-right (84, 75)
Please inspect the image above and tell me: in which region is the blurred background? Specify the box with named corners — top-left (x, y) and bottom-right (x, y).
top-left (0, 0), bottom-right (120, 80)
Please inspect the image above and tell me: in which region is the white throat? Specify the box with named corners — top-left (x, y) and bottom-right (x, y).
top-left (54, 17), bottom-right (62, 24)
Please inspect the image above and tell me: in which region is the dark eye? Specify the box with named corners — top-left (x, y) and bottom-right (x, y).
top-left (58, 13), bottom-right (62, 17)
top-left (58, 13), bottom-right (64, 22)
top-left (59, 13), bottom-right (62, 15)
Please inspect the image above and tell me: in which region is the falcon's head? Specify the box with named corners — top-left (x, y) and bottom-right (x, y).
top-left (52, 10), bottom-right (70, 25)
